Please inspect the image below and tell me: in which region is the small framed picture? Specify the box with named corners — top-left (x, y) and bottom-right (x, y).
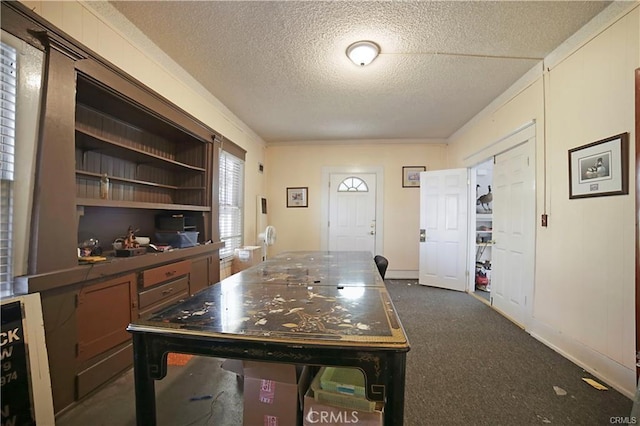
top-left (286, 187), bottom-right (308, 208)
top-left (402, 166), bottom-right (426, 188)
top-left (568, 132), bottom-right (629, 199)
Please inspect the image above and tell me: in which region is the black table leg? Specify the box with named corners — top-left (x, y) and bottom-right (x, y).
top-left (384, 352), bottom-right (407, 426)
top-left (132, 333), bottom-right (157, 426)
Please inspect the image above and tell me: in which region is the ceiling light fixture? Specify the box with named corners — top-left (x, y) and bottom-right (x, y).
top-left (346, 41), bottom-right (380, 66)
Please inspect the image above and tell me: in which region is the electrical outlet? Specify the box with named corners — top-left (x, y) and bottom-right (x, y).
top-left (541, 214), bottom-right (548, 227)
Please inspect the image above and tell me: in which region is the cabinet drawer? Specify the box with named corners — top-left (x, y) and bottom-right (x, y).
top-left (138, 288), bottom-right (189, 319)
top-left (139, 276), bottom-right (189, 309)
top-left (142, 260), bottom-right (191, 288)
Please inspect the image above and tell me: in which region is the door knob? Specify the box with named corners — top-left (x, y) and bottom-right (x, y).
top-left (419, 229), bottom-right (426, 242)
top-left (370, 231), bottom-right (375, 235)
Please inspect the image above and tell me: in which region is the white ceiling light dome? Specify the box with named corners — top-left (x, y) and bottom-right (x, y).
top-left (346, 41), bottom-right (380, 66)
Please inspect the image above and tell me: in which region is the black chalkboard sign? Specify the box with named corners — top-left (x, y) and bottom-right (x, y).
top-left (1, 300), bottom-right (35, 426)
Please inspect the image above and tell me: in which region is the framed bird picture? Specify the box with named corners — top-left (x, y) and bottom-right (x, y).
top-left (568, 132), bottom-right (629, 199)
top-left (402, 166), bottom-right (426, 188)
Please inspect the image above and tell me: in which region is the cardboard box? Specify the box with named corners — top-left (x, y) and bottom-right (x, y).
top-left (303, 378), bottom-right (383, 426)
top-left (232, 246), bottom-right (263, 273)
top-left (222, 360), bottom-right (308, 426)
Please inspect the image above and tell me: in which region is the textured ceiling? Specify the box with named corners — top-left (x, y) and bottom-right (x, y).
top-left (105, 1), bottom-right (611, 143)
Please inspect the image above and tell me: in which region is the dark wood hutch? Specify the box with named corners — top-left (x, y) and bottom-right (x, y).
top-left (2, 2), bottom-right (230, 414)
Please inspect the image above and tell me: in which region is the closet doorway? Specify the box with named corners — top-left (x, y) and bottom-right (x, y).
top-left (465, 123), bottom-right (536, 329)
top-left (473, 159), bottom-right (494, 302)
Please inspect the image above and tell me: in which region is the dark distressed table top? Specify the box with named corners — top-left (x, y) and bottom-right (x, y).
top-left (226, 250), bottom-right (386, 287)
top-left (130, 251), bottom-right (408, 348)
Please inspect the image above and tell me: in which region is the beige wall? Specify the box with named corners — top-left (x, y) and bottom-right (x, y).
top-left (448, 6), bottom-right (639, 397)
top-left (265, 141), bottom-right (447, 273)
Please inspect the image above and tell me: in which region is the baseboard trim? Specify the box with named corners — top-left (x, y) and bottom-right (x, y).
top-left (529, 319), bottom-right (636, 399)
top-left (385, 270), bottom-right (418, 280)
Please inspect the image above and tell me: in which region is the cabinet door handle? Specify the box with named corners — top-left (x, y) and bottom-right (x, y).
top-left (165, 270), bottom-right (176, 277)
top-left (162, 287), bottom-right (175, 295)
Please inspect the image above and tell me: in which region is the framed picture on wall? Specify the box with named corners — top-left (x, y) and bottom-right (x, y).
top-left (568, 132), bottom-right (629, 199)
top-left (286, 187), bottom-right (308, 207)
top-left (402, 166), bottom-right (426, 188)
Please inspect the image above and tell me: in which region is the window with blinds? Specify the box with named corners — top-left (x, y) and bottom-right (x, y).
top-left (219, 149), bottom-right (244, 260)
top-left (0, 42), bottom-right (17, 292)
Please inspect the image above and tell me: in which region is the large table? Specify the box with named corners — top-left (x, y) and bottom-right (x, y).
top-left (127, 251), bottom-right (410, 425)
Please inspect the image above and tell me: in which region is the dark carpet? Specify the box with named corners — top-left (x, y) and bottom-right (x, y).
top-left (385, 279), bottom-right (633, 425)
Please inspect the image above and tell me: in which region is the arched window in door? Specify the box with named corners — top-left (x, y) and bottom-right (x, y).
top-left (337, 177), bottom-right (369, 192)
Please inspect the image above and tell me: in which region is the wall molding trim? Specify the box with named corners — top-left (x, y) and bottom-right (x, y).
top-left (385, 270), bottom-right (419, 280)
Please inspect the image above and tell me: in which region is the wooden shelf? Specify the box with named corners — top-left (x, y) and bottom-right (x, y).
top-left (76, 198), bottom-right (210, 211)
top-left (76, 170), bottom-right (176, 190)
top-left (75, 127), bottom-right (205, 173)
top-left (75, 170), bottom-right (206, 191)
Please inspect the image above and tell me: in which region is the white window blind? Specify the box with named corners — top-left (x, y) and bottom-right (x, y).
top-left (219, 149), bottom-right (244, 260)
top-left (0, 42), bottom-right (17, 292)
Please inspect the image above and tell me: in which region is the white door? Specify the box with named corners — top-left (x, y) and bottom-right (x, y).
top-left (490, 140), bottom-right (535, 327)
top-left (328, 173), bottom-right (377, 253)
top-left (419, 169), bottom-right (468, 291)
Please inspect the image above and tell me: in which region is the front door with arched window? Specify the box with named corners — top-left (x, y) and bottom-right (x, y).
top-left (328, 173), bottom-right (377, 253)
